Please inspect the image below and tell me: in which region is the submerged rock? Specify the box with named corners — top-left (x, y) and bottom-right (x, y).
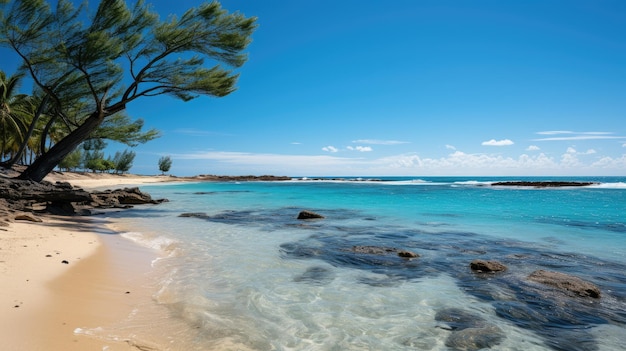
top-left (436, 308), bottom-right (504, 350)
top-left (293, 266), bottom-right (335, 285)
top-left (297, 210), bottom-right (325, 220)
top-left (444, 325), bottom-right (505, 351)
top-left (350, 245), bottom-right (419, 258)
top-left (528, 270), bottom-right (601, 298)
top-left (435, 308), bottom-right (487, 330)
top-left (469, 259), bottom-right (507, 273)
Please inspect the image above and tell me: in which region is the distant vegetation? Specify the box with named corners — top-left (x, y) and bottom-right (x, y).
top-left (0, 0), bottom-right (257, 181)
top-left (158, 156), bottom-right (172, 175)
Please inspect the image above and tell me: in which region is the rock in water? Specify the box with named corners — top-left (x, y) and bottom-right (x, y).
top-left (469, 259), bottom-right (507, 273)
top-left (528, 270), bottom-right (601, 298)
top-left (398, 250), bottom-right (419, 258)
top-left (297, 210), bottom-right (324, 219)
top-left (444, 325), bottom-right (505, 351)
top-left (436, 308), bottom-right (505, 350)
top-left (435, 308), bottom-right (487, 330)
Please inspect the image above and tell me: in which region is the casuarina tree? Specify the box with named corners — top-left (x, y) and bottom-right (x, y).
top-left (0, 0), bottom-right (256, 181)
top-left (158, 155), bottom-right (172, 174)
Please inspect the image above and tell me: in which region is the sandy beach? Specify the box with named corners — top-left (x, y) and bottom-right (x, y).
top-left (0, 171), bottom-right (178, 350)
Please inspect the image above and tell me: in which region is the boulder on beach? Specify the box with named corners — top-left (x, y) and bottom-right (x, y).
top-left (469, 259), bottom-right (507, 273)
top-left (528, 270), bottom-right (601, 298)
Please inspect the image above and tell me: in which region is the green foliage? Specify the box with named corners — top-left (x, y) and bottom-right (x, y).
top-left (82, 138), bottom-right (107, 151)
top-left (84, 149), bottom-right (105, 172)
top-left (113, 149), bottom-right (135, 174)
top-left (58, 148), bottom-right (82, 171)
top-left (82, 138), bottom-right (106, 172)
top-left (1, 0), bottom-right (256, 181)
top-left (158, 155), bottom-right (172, 174)
top-left (0, 70), bottom-right (31, 162)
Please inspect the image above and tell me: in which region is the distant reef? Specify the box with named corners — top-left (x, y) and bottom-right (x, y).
top-left (491, 181), bottom-right (595, 188)
top-left (190, 175), bottom-right (292, 181)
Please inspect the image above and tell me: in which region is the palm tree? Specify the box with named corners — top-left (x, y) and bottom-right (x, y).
top-left (0, 71), bottom-right (30, 165)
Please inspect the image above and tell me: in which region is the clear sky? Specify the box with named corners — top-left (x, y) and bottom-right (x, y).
top-left (3, 0), bottom-right (626, 176)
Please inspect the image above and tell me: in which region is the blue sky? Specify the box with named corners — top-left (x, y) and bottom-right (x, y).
top-left (3, 0), bottom-right (626, 176)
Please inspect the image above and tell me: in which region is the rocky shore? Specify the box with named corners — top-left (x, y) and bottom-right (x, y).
top-left (0, 177), bottom-right (166, 227)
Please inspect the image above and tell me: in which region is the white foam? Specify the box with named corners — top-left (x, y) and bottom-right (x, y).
top-left (589, 182), bottom-right (626, 189)
top-left (120, 231), bottom-right (180, 259)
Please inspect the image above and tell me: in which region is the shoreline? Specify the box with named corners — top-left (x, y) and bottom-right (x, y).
top-left (0, 172), bottom-right (183, 350)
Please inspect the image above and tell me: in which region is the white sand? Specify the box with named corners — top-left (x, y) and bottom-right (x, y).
top-left (0, 172), bottom-right (181, 350)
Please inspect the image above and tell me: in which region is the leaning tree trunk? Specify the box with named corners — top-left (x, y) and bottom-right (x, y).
top-left (17, 112), bottom-right (104, 182)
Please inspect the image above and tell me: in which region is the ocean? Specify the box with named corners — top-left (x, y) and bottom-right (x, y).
top-left (86, 177), bottom-right (626, 351)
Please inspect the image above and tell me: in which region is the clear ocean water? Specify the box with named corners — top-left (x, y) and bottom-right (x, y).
top-left (93, 177), bottom-right (626, 351)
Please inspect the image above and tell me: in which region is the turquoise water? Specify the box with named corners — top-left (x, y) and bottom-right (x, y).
top-left (100, 177), bottom-right (626, 350)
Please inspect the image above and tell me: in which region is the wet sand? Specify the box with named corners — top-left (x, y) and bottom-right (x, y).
top-left (0, 173), bottom-right (179, 350)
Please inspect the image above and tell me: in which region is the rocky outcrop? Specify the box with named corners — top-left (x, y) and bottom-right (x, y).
top-left (297, 210), bottom-right (325, 220)
top-left (469, 260), bottom-right (507, 273)
top-left (528, 270), bottom-right (601, 298)
top-left (0, 177), bottom-right (166, 224)
top-left (193, 174), bottom-right (291, 181)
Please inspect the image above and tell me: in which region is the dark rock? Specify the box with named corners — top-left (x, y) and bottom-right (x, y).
top-left (350, 246), bottom-right (419, 258)
top-left (398, 250), bottom-right (419, 258)
top-left (444, 325), bottom-right (505, 351)
top-left (528, 270), bottom-right (601, 298)
top-left (469, 259), bottom-right (507, 273)
top-left (297, 210), bottom-right (325, 220)
top-left (0, 177), bottom-right (167, 227)
top-left (179, 212), bottom-right (209, 219)
top-left (61, 260), bottom-right (69, 264)
top-left (91, 187), bottom-right (167, 207)
top-left (351, 245), bottom-right (398, 255)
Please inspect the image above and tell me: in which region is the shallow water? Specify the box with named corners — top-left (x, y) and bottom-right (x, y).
top-left (94, 177), bottom-right (626, 350)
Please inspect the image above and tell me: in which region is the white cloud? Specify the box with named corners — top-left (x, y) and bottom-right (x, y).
top-left (352, 139), bottom-right (409, 145)
top-left (482, 139), bottom-right (514, 146)
top-left (622, 143), bottom-right (626, 147)
top-left (322, 146), bottom-right (338, 153)
top-left (566, 147), bottom-right (597, 155)
top-left (347, 146), bottom-right (373, 152)
top-left (534, 135), bottom-right (624, 141)
top-left (445, 144), bottom-right (456, 150)
top-left (526, 145), bottom-right (540, 151)
top-left (291, 142), bottom-right (302, 145)
top-left (534, 131), bottom-right (622, 141)
top-left (169, 149), bottom-right (626, 177)
top-left (537, 131), bottom-right (574, 135)
top-left (591, 155), bottom-right (626, 169)
top-left (380, 151), bottom-right (559, 174)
